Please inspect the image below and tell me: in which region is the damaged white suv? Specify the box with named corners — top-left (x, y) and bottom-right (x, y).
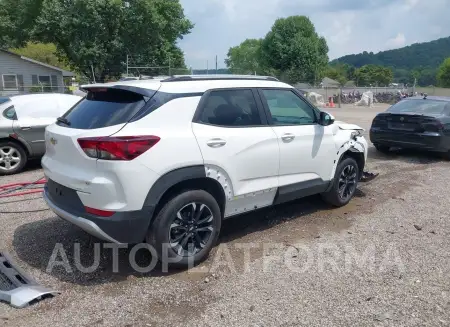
top-left (42, 75), bottom-right (368, 266)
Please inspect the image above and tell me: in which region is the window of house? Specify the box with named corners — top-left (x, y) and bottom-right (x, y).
top-left (197, 89), bottom-right (262, 127)
top-left (32, 75), bottom-right (53, 92)
top-left (2, 75), bottom-right (18, 90)
top-left (39, 76), bottom-right (52, 92)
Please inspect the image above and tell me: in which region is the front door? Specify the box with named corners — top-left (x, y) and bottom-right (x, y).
top-left (258, 88), bottom-right (336, 187)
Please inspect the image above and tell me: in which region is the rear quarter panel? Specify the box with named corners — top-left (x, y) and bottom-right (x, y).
top-left (112, 96), bottom-right (205, 176)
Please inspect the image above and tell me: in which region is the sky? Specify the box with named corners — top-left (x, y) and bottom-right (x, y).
top-left (178, 0), bottom-right (450, 69)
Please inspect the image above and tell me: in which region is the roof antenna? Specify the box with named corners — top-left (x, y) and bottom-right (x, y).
top-left (423, 93), bottom-right (428, 99)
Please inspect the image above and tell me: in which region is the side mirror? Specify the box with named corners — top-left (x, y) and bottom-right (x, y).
top-left (320, 111), bottom-right (335, 126)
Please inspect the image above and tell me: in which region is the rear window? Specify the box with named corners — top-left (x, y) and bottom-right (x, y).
top-left (60, 88), bottom-right (147, 129)
top-left (2, 106), bottom-right (16, 120)
top-left (388, 99), bottom-right (450, 115)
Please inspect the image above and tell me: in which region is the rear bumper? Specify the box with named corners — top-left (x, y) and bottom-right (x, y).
top-left (43, 184), bottom-right (154, 244)
top-left (370, 128), bottom-right (449, 152)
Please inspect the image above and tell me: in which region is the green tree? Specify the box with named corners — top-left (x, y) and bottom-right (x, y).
top-left (225, 39), bottom-right (264, 75)
top-left (0, 0), bottom-right (193, 81)
top-left (259, 16), bottom-right (329, 84)
top-left (324, 66), bottom-right (346, 85)
top-left (0, 0), bottom-right (43, 48)
top-left (437, 58), bottom-right (450, 87)
top-left (355, 65), bottom-right (393, 86)
top-left (10, 42), bottom-right (70, 70)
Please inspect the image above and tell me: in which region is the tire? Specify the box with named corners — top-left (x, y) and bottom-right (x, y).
top-left (321, 157), bottom-right (359, 207)
top-left (147, 190), bottom-right (222, 268)
top-left (0, 141), bottom-right (28, 175)
top-left (442, 151), bottom-right (450, 161)
top-left (374, 144), bottom-right (391, 154)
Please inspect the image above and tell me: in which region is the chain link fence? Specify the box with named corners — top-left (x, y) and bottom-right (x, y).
top-left (0, 84), bottom-right (74, 97)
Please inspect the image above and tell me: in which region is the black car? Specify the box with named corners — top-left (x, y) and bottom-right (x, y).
top-left (370, 96), bottom-right (450, 159)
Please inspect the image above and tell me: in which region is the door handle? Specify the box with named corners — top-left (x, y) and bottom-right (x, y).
top-left (20, 126), bottom-right (32, 131)
top-left (207, 139), bottom-right (227, 148)
top-left (281, 133), bottom-right (295, 142)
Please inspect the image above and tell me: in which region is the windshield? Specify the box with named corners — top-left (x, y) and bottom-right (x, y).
top-left (60, 88), bottom-right (147, 129)
top-left (387, 99), bottom-right (450, 115)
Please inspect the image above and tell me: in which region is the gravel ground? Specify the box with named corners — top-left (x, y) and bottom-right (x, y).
top-left (1, 104), bottom-right (449, 326)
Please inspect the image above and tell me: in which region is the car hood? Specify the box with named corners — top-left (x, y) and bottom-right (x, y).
top-left (334, 120), bottom-right (365, 131)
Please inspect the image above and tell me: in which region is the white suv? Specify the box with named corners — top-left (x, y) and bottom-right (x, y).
top-left (42, 75), bottom-right (368, 266)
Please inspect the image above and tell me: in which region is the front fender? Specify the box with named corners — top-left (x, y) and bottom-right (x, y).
top-left (329, 129), bottom-right (368, 180)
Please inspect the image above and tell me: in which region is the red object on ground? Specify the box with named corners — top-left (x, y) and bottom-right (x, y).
top-left (0, 178), bottom-right (46, 198)
top-left (0, 180), bottom-right (46, 191)
top-left (0, 189), bottom-right (43, 199)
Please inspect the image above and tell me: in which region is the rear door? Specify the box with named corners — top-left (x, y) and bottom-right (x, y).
top-left (192, 88), bottom-right (280, 197)
top-left (42, 87), bottom-right (152, 190)
top-left (13, 97), bottom-right (61, 155)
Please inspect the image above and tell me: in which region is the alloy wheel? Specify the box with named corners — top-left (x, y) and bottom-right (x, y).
top-left (337, 164), bottom-right (357, 201)
top-left (0, 146), bottom-right (21, 172)
top-left (169, 202), bottom-right (214, 257)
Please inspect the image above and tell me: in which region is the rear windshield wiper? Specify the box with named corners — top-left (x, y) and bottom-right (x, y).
top-left (57, 117), bottom-right (71, 126)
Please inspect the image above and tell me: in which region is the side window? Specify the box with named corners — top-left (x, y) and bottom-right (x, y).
top-left (197, 89), bottom-right (262, 127)
top-left (261, 89), bottom-right (316, 125)
top-left (2, 106), bottom-right (17, 120)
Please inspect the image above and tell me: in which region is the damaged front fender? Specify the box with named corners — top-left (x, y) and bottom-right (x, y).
top-left (328, 124), bottom-right (368, 180)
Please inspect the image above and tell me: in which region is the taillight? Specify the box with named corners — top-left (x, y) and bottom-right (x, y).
top-left (372, 115), bottom-right (387, 127)
top-left (77, 136), bottom-right (160, 160)
top-left (85, 206), bottom-right (115, 217)
top-left (420, 120), bottom-right (444, 133)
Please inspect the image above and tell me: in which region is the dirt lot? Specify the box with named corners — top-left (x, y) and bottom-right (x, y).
top-left (1, 104), bottom-right (449, 327)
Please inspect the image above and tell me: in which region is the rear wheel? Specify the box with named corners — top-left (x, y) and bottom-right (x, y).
top-left (322, 157), bottom-right (359, 207)
top-left (147, 190), bottom-right (222, 267)
top-left (0, 141), bottom-right (27, 175)
top-left (374, 144), bottom-right (391, 154)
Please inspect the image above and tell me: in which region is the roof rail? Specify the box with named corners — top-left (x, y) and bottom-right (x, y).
top-left (162, 75), bottom-right (279, 82)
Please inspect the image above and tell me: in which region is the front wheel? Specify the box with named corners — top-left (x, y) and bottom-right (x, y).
top-left (322, 157), bottom-right (359, 207)
top-left (147, 190), bottom-right (222, 268)
top-left (0, 141), bottom-right (27, 175)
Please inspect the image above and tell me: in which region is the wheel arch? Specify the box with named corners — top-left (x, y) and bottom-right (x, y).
top-left (0, 135), bottom-right (32, 157)
top-left (341, 149), bottom-right (365, 179)
top-left (0, 136), bottom-right (31, 156)
top-left (143, 165), bottom-right (227, 222)
top-left (330, 139), bottom-right (366, 181)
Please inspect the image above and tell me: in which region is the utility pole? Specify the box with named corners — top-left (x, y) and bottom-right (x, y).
top-left (126, 55), bottom-right (129, 76)
top-left (91, 65), bottom-right (96, 83)
top-left (168, 56), bottom-right (171, 76)
top-left (215, 55), bottom-right (218, 74)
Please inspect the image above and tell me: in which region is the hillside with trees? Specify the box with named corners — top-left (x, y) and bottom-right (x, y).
top-left (331, 36), bottom-right (450, 86)
top-left (331, 37), bottom-right (450, 70)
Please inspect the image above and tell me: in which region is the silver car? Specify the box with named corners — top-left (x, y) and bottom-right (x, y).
top-left (0, 93), bottom-right (82, 175)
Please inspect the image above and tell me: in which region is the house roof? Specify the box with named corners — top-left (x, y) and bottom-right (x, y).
top-left (0, 49), bottom-right (75, 77)
top-left (321, 77), bottom-right (340, 87)
top-left (293, 82), bottom-right (312, 89)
